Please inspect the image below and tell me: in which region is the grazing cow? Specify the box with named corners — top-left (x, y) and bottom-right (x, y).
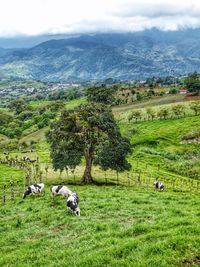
top-left (23, 183), bottom-right (45, 199)
top-left (23, 156), bottom-right (30, 161)
top-left (67, 192), bottom-right (80, 216)
top-left (153, 181), bottom-right (164, 191)
top-left (51, 185), bottom-right (72, 197)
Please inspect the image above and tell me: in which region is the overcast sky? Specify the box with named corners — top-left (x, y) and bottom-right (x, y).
top-left (1, 0), bottom-right (200, 37)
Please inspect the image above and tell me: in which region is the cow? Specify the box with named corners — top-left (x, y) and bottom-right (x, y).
top-left (67, 192), bottom-right (80, 216)
top-left (51, 185), bottom-right (72, 197)
top-left (22, 156), bottom-right (30, 161)
top-left (23, 183), bottom-right (45, 199)
top-left (153, 181), bottom-right (164, 191)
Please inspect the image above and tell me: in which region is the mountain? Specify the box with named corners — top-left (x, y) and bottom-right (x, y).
top-left (1, 29), bottom-right (200, 82)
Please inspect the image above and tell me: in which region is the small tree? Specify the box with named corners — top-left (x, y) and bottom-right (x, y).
top-left (184, 72), bottom-right (200, 95)
top-left (146, 107), bottom-right (156, 121)
top-left (128, 110), bottom-right (142, 123)
top-left (9, 99), bottom-right (29, 114)
top-left (157, 107), bottom-right (170, 120)
top-left (171, 104), bottom-right (185, 118)
top-left (190, 101), bottom-right (200, 115)
top-left (47, 103), bottom-right (132, 184)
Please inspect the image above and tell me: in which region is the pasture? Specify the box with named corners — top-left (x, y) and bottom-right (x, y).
top-left (0, 95), bottom-right (200, 266)
top-left (0, 185), bottom-right (199, 267)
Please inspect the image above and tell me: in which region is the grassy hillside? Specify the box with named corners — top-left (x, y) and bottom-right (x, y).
top-left (120, 115), bottom-right (200, 179)
top-left (0, 186), bottom-right (199, 267)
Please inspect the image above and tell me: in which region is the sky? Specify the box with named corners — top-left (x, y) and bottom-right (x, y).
top-left (1, 0), bottom-right (200, 37)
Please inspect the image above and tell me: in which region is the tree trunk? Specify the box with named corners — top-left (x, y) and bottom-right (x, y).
top-left (82, 147), bottom-right (93, 184)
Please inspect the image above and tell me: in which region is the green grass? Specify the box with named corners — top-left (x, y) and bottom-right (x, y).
top-left (0, 185), bottom-right (199, 267)
top-left (29, 100), bottom-right (52, 108)
top-left (64, 97), bottom-right (87, 109)
top-left (119, 114), bottom-right (200, 179)
top-left (29, 97), bottom-right (86, 109)
top-left (0, 165), bottom-right (24, 185)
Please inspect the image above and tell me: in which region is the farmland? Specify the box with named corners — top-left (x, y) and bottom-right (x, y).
top-left (0, 86), bottom-right (200, 266)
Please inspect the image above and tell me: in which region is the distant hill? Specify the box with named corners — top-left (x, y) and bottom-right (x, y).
top-left (1, 29), bottom-right (200, 82)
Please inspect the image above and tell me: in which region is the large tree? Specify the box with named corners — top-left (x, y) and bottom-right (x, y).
top-left (47, 103), bottom-right (132, 184)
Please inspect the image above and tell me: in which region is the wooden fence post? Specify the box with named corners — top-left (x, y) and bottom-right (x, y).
top-left (116, 171), bottom-right (119, 185)
top-left (39, 171), bottom-right (43, 183)
top-left (180, 179), bottom-right (182, 192)
top-left (105, 171), bottom-right (107, 185)
top-left (3, 178), bottom-right (6, 203)
top-left (10, 176), bottom-right (14, 200)
top-left (138, 172), bottom-right (141, 185)
top-left (127, 173), bottom-right (130, 186)
top-left (190, 180), bottom-right (193, 192)
top-left (17, 181), bottom-right (21, 198)
top-left (172, 179), bottom-right (175, 191)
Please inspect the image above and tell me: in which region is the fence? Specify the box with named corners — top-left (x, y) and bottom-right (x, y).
top-left (1, 157), bottom-right (200, 204)
top-left (1, 169), bottom-right (200, 204)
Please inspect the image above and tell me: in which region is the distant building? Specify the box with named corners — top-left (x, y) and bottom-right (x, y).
top-left (180, 89), bottom-right (188, 94)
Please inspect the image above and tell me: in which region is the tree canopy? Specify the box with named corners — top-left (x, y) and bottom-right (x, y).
top-left (184, 72), bottom-right (200, 95)
top-left (47, 102), bottom-right (132, 183)
top-left (86, 85), bottom-right (117, 104)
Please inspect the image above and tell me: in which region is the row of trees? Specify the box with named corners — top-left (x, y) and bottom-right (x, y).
top-left (128, 102), bottom-right (200, 122)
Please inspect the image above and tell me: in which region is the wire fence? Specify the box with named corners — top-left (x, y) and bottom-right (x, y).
top-left (1, 168), bottom-right (200, 204)
top-left (0, 155), bottom-right (200, 204)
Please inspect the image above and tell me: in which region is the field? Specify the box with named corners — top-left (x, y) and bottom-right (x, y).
top-left (0, 93), bottom-right (200, 267)
top-left (0, 185), bottom-right (200, 267)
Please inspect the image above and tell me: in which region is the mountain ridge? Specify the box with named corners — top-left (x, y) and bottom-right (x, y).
top-left (1, 29), bottom-right (200, 82)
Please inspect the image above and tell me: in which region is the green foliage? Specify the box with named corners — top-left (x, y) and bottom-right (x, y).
top-left (0, 111), bottom-right (12, 126)
top-left (146, 107), bottom-right (156, 120)
top-left (48, 88), bottom-right (84, 101)
top-left (171, 104), bottom-right (185, 117)
top-left (169, 87), bottom-right (179, 94)
top-left (190, 101), bottom-right (200, 115)
top-left (94, 135), bottom-right (132, 172)
top-left (157, 107), bottom-right (170, 119)
top-left (184, 72), bottom-right (200, 95)
top-left (9, 98), bottom-right (29, 114)
top-left (86, 85), bottom-right (117, 104)
top-left (47, 102), bottom-right (132, 183)
top-left (128, 110), bottom-right (142, 122)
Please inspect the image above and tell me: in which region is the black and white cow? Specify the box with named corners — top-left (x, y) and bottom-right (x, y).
top-left (51, 185), bottom-right (72, 197)
top-left (153, 181), bottom-right (164, 191)
top-left (23, 183), bottom-right (45, 199)
top-left (67, 192), bottom-right (80, 216)
top-left (23, 156), bottom-right (30, 161)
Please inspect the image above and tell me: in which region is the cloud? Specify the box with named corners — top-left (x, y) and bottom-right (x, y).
top-left (0, 0), bottom-right (200, 36)
top-left (111, 1), bottom-right (200, 18)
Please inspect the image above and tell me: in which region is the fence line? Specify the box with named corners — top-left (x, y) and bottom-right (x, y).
top-left (0, 157), bottom-right (200, 203)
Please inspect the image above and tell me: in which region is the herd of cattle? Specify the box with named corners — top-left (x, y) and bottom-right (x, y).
top-left (23, 183), bottom-right (80, 216)
top-left (22, 181), bottom-right (164, 216)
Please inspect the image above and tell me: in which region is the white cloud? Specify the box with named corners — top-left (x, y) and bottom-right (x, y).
top-left (1, 0), bottom-right (200, 36)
